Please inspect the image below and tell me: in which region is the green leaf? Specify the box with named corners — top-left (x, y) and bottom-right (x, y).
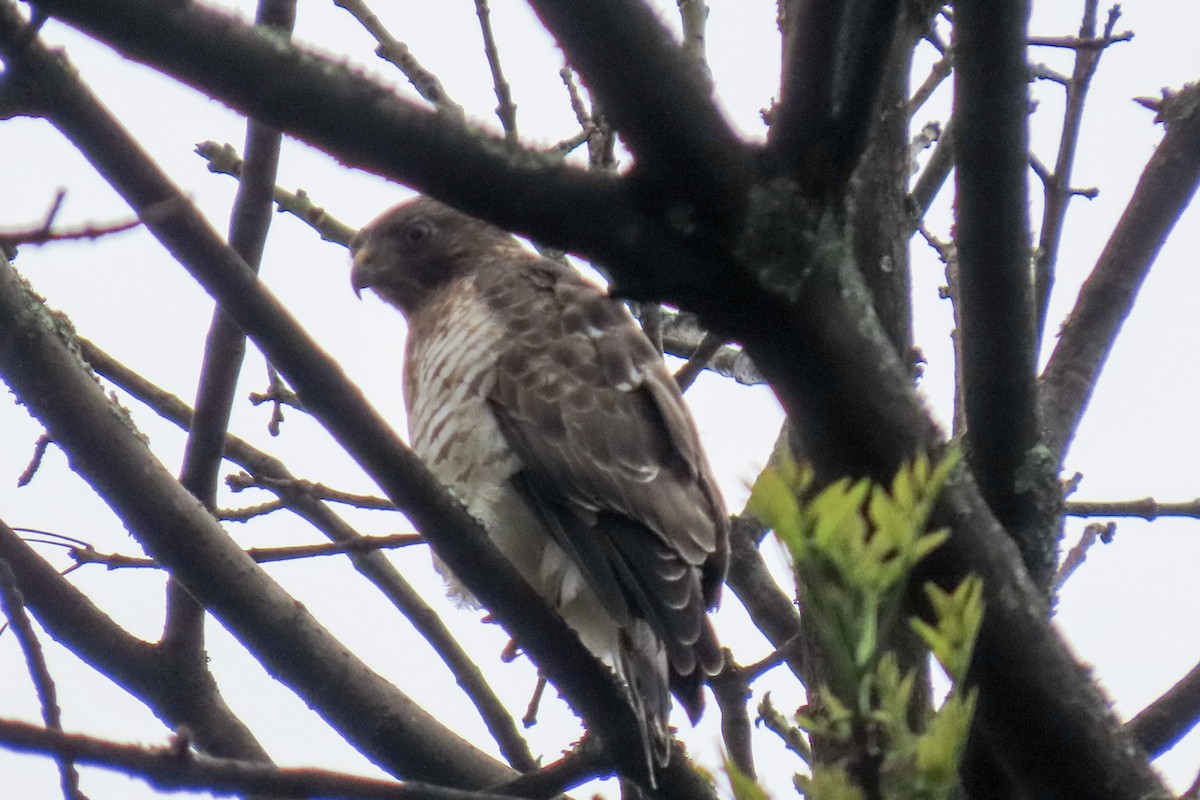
top-left (725, 752), bottom-right (770, 800)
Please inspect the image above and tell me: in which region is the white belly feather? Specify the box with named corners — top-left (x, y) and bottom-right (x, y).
top-left (404, 281), bottom-right (619, 659)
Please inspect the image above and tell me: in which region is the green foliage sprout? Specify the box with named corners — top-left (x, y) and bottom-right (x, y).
top-left (742, 449), bottom-right (982, 800)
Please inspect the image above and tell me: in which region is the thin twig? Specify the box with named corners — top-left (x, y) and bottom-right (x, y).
top-left (559, 67), bottom-right (590, 129)
top-left (908, 54), bottom-right (951, 115)
top-left (474, 0), bottom-right (517, 142)
top-left (17, 433), bottom-right (53, 487)
top-left (195, 141), bottom-right (357, 244)
top-left (757, 693), bottom-right (811, 765)
top-left (1064, 497), bottom-right (1200, 520)
top-left (1053, 522), bottom-right (1114, 590)
top-left (673, 332), bottom-right (724, 392)
top-left (67, 533), bottom-right (425, 571)
top-left (225, 471), bottom-right (395, 510)
top-left (334, 0), bottom-right (463, 117)
top-left (1028, 30), bottom-right (1133, 49)
top-left (0, 562), bottom-right (87, 800)
top-left (1035, 2), bottom-right (1129, 339)
top-left (251, 365), bottom-right (299, 436)
top-left (0, 216), bottom-right (140, 250)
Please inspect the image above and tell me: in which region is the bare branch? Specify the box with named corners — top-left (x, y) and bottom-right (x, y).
top-left (0, 517), bottom-right (273, 765)
top-left (527, 0), bottom-right (754, 223)
top-left (1065, 497), bottom-right (1200, 520)
top-left (0, 717), bottom-right (516, 800)
top-left (1127, 660), bottom-right (1200, 758)
top-left (67, 534), bottom-right (425, 570)
top-left (473, 0), bottom-right (517, 142)
top-left (673, 333), bottom-right (724, 393)
top-left (79, 340), bottom-right (537, 773)
top-left (954, 0), bottom-right (1057, 589)
top-left (770, 0), bottom-right (905, 194)
top-left (1052, 521), bottom-right (1113, 590)
top-left (195, 140), bottom-right (357, 245)
top-left (225, 471), bottom-right (395, 510)
top-left (0, 561), bottom-right (86, 800)
top-left (1035, 1), bottom-right (1131, 339)
top-left (1041, 83), bottom-right (1200, 462)
top-left (709, 656), bottom-right (756, 779)
top-left (333, 0), bottom-right (463, 117)
top-left (17, 432), bottom-right (53, 487)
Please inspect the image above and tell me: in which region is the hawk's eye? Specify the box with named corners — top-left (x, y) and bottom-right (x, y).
top-left (404, 218), bottom-right (433, 247)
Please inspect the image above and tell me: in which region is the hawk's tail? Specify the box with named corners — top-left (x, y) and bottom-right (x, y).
top-left (617, 620), bottom-right (672, 779)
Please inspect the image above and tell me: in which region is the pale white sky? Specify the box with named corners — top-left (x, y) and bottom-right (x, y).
top-left (1, 2), bottom-right (1198, 798)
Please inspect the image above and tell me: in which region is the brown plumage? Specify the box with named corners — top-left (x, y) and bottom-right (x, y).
top-left (350, 196), bottom-right (729, 766)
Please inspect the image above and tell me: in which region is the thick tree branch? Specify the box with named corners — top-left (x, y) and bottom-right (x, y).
top-left (28, 0), bottom-right (630, 253)
top-left (1040, 84), bottom-right (1200, 462)
top-left (770, 0), bottom-right (906, 195)
top-left (525, 0), bottom-right (755, 223)
top-left (0, 718), bottom-right (517, 800)
top-left (953, 0), bottom-right (1058, 590)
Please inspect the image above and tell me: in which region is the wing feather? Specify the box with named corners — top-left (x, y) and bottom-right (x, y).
top-left (476, 256), bottom-right (728, 707)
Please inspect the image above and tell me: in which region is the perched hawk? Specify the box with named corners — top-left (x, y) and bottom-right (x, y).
top-left (350, 196), bottom-right (728, 765)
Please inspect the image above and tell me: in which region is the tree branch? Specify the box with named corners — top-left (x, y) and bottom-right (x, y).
top-left (770, 0), bottom-right (907, 195)
top-left (1128, 659), bottom-right (1200, 758)
top-left (525, 0), bottom-right (755, 223)
top-left (0, 718), bottom-right (518, 800)
top-left (165, 0), bottom-right (296, 706)
top-left (1034, 2), bottom-right (1128, 338)
top-left (0, 258), bottom-right (518, 788)
top-left (77, 339), bottom-right (538, 774)
top-left (1040, 83), bottom-right (1200, 462)
top-left (953, 0), bottom-right (1058, 589)
top-left (0, 559), bottom-right (84, 800)
top-left (0, 517), bottom-right (270, 767)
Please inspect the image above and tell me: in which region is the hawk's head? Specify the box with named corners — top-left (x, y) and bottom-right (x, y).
top-left (350, 196), bottom-right (525, 315)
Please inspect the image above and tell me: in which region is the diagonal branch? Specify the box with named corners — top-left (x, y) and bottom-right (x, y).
top-left (28, 0), bottom-right (629, 254)
top-left (0, 559), bottom-right (84, 800)
top-left (1127, 659), bottom-right (1200, 758)
top-left (0, 259), bottom-right (516, 789)
top-left (1040, 83), bottom-right (1200, 463)
top-left (78, 338), bottom-right (538, 774)
top-left (0, 518), bottom-right (271, 765)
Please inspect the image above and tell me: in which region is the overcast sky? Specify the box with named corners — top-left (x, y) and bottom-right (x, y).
top-left (2, 2), bottom-right (1198, 798)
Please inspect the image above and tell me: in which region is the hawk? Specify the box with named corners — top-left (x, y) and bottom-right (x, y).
top-left (350, 196), bottom-right (729, 766)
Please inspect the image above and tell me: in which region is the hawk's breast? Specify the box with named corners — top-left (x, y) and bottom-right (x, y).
top-left (403, 276), bottom-right (616, 653)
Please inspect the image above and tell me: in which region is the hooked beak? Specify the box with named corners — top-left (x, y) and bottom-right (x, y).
top-left (350, 246), bottom-right (377, 299)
